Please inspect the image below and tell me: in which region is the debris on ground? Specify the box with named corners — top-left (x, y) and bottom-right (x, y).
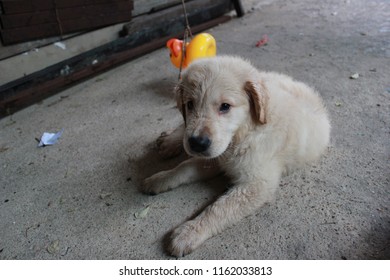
top-left (0, 145), bottom-right (9, 153)
top-left (99, 192), bottom-right (113, 199)
top-left (37, 129), bottom-right (64, 147)
top-left (255, 35), bottom-right (269, 47)
top-left (54, 42), bottom-right (66, 50)
top-left (47, 240), bottom-right (60, 254)
top-left (350, 73), bottom-right (360, 79)
top-left (134, 205), bottom-right (150, 219)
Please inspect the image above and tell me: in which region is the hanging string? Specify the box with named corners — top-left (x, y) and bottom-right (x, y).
top-left (178, 0), bottom-right (194, 125)
top-left (178, 0), bottom-right (193, 80)
top-left (53, 0), bottom-right (64, 39)
top-left (181, 0), bottom-right (193, 38)
top-left (178, 29), bottom-right (188, 80)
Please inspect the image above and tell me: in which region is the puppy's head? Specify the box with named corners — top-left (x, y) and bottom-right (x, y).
top-left (175, 56), bottom-right (268, 158)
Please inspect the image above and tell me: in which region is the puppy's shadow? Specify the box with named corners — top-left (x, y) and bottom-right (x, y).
top-left (129, 138), bottom-right (228, 197)
top-left (127, 138), bottom-right (229, 257)
top-left (127, 140), bottom-right (188, 190)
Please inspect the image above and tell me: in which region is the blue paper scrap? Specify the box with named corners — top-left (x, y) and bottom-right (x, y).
top-left (38, 129), bottom-right (64, 147)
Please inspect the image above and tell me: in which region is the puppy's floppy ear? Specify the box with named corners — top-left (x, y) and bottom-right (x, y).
top-left (244, 80), bottom-right (269, 125)
top-left (174, 83), bottom-right (186, 125)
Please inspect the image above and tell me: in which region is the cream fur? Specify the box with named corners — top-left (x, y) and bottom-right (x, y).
top-left (141, 56), bottom-right (330, 257)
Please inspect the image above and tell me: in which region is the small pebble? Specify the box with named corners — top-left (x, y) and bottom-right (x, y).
top-left (47, 240), bottom-right (60, 254)
top-left (350, 73), bottom-right (359, 79)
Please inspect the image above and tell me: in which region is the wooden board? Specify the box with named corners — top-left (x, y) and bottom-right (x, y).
top-left (0, 10), bottom-right (56, 29)
top-left (0, 0), bottom-right (133, 45)
top-left (122, 0), bottom-right (229, 36)
top-left (0, 0), bottom-right (126, 14)
top-left (1, 12), bottom-right (132, 44)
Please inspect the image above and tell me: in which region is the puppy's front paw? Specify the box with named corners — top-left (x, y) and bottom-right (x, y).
top-left (141, 171), bottom-right (171, 195)
top-left (168, 220), bottom-right (208, 257)
top-left (156, 131), bottom-right (183, 159)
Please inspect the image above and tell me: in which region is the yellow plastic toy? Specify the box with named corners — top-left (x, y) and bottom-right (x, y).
top-left (166, 33), bottom-right (216, 68)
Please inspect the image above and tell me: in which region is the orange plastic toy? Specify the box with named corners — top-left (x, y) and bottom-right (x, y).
top-left (166, 33), bottom-right (216, 68)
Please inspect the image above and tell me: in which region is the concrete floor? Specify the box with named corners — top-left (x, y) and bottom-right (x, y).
top-left (0, 0), bottom-right (389, 260)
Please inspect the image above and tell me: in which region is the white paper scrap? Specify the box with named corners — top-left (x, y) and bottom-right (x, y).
top-left (38, 129), bottom-right (64, 147)
top-left (54, 42), bottom-right (66, 50)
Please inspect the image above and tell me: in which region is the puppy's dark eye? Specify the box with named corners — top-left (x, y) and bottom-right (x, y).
top-left (219, 103), bottom-right (231, 113)
top-left (187, 101), bottom-right (194, 111)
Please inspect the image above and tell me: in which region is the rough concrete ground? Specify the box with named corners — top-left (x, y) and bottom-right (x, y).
top-left (0, 0), bottom-right (389, 260)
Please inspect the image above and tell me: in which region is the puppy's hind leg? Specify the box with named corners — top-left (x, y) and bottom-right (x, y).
top-left (157, 124), bottom-right (184, 159)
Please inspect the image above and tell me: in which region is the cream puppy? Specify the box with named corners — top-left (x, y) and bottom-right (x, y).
top-left (142, 56), bottom-right (330, 257)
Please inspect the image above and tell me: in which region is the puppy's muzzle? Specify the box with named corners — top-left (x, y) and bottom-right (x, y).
top-left (188, 135), bottom-right (211, 153)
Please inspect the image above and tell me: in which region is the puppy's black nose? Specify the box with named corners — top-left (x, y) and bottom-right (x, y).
top-left (188, 135), bottom-right (211, 153)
